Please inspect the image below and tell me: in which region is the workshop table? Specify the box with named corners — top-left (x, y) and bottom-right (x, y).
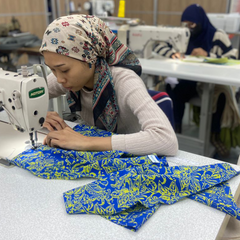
top-left (139, 57), bottom-right (240, 157)
top-left (0, 120), bottom-right (240, 240)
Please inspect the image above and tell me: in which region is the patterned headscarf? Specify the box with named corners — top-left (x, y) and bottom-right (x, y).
top-left (40, 15), bottom-right (141, 132)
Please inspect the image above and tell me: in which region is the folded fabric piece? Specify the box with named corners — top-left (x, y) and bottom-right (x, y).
top-left (10, 124), bottom-right (240, 231)
top-left (189, 182), bottom-right (240, 220)
top-left (102, 203), bottom-right (161, 231)
top-left (11, 145), bottom-right (166, 179)
top-left (11, 124), bottom-right (167, 179)
top-left (63, 163), bottom-right (239, 217)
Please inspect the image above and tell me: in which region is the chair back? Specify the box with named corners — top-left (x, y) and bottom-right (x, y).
top-left (148, 90), bottom-right (175, 129)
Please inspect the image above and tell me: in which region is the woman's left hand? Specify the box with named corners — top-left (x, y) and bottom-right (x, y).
top-left (43, 126), bottom-right (89, 150)
top-left (190, 48), bottom-right (207, 57)
top-left (43, 126), bottom-right (112, 151)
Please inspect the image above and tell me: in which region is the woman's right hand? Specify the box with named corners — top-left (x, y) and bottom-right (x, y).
top-left (43, 111), bottom-right (68, 132)
top-left (171, 52), bottom-right (184, 59)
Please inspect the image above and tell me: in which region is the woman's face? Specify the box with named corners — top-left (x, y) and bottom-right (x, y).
top-left (182, 21), bottom-right (197, 29)
top-left (182, 21), bottom-right (202, 38)
top-left (43, 51), bottom-right (95, 92)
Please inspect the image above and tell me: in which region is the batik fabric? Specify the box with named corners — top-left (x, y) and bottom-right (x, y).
top-left (11, 124), bottom-right (240, 231)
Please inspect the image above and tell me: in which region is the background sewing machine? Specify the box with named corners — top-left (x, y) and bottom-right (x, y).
top-left (118, 25), bottom-right (190, 59)
top-left (0, 66), bottom-right (49, 155)
top-left (118, 25), bottom-right (190, 89)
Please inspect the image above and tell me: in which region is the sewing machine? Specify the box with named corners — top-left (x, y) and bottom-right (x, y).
top-left (118, 25), bottom-right (190, 58)
top-left (117, 25), bottom-right (190, 89)
top-left (207, 13), bottom-right (240, 33)
top-left (0, 66), bottom-right (48, 149)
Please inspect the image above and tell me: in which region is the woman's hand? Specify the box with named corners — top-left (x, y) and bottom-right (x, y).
top-left (190, 48), bottom-right (207, 57)
top-left (171, 52), bottom-right (184, 59)
top-left (43, 111), bottom-right (68, 131)
top-left (43, 126), bottom-right (88, 150)
top-left (43, 126), bottom-right (112, 151)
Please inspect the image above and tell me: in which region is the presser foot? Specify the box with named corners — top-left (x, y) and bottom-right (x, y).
top-left (30, 142), bottom-right (42, 150)
top-left (0, 158), bottom-right (12, 167)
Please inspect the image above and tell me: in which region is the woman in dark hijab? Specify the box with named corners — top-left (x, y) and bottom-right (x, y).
top-left (181, 4), bottom-right (216, 56)
top-left (154, 4), bottom-right (239, 157)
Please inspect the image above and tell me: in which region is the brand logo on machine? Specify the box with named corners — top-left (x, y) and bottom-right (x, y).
top-left (132, 33), bottom-right (142, 37)
top-left (29, 87), bottom-right (45, 98)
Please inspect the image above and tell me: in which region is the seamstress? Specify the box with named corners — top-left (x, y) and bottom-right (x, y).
top-left (154, 4), bottom-right (239, 157)
top-left (39, 15), bottom-right (178, 156)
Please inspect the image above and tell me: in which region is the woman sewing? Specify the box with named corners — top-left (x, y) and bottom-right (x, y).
top-left (40, 14), bottom-right (178, 156)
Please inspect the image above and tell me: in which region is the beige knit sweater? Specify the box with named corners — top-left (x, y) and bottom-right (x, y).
top-left (47, 66), bottom-right (178, 156)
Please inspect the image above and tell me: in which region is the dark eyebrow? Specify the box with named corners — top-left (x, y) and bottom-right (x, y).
top-left (44, 62), bottom-right (66, 68)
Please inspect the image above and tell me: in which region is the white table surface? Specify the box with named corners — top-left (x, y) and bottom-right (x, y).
top-left (1, 121), bottom-right (240, 240)
top-left (138, 58), bottom-right (240, 86)
top-left (138, 57), bottom-right (240, 157)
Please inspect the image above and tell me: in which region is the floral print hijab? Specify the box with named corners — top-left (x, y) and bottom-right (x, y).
top-left (40, 14), bottom-right (141, 132)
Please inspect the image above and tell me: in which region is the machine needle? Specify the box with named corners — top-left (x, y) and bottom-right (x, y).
top-left (29, 132), bottom-right (36, 149)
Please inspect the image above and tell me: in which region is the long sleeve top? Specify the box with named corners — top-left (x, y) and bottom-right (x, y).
top-left (153, 30), bottom-right (238, 59)
top-left (47, 66), bottom-right (178, 156)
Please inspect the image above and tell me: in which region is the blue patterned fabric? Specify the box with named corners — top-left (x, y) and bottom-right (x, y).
top-left (63, 162), bottom-right (240, 227)
top-left (189, 182), bottom-right (240, 219)
top-left (10, 124), bottom-right (240, 231)
top-left (11, 145), bottom-right (166, 180)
